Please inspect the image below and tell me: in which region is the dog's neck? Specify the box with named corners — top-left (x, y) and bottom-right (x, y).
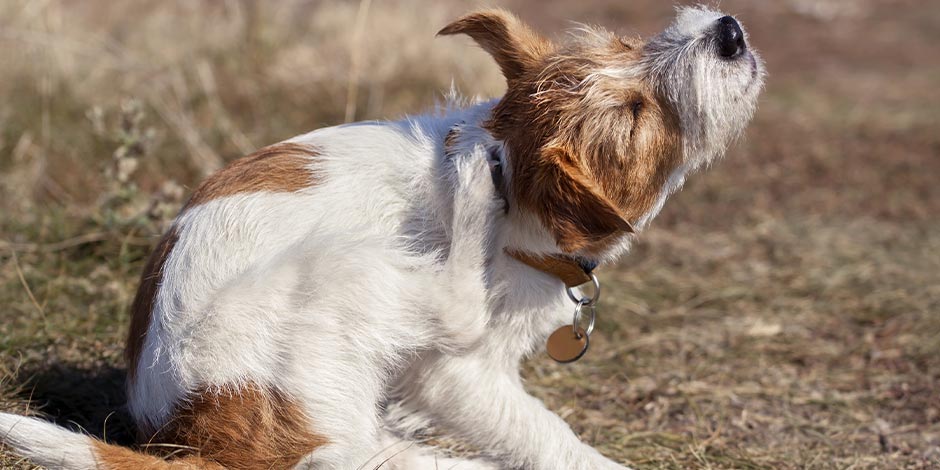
top-left (442, 100), bottom-right (627, 284)
top-left (486, 147), bottom-right (600, 286)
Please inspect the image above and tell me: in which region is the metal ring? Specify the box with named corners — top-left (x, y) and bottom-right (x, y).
top-left (566, 272), bottom-right (600, 306)
top-left (571, 300), bottom-right (596, 338)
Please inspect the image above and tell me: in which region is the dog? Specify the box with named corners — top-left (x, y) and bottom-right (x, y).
top-left (0, 7), bottom-right (763, 470)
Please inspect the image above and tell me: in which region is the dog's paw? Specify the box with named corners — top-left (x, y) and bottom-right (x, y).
top-left (451, 147), bottom-right (504, 224)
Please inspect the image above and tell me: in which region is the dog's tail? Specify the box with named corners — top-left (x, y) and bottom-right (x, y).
top-left (0, 412), bottom-right (219, 470)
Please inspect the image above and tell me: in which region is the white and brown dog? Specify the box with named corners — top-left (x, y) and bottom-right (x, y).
top-left (0, 7), bottom-right (763, 470)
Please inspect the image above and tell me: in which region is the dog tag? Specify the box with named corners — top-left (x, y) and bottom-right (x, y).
top-left (546, 325), bottom-right (589, 363)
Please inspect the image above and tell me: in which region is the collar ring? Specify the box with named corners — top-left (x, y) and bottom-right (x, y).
top-left (566, 272), bottom-right (600, 307)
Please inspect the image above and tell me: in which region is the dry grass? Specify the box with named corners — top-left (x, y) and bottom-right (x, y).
top-left (1, 0), bottom-right (938, 469)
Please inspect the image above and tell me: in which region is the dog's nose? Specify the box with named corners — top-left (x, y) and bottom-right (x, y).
top-left (716, 16), bottom-right (746, 59)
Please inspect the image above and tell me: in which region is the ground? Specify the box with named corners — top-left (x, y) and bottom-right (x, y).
top-left (1, 0), bottom-right (937, 469)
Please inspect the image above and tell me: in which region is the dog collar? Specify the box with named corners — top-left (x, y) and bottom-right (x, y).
top-left (503, 249), bottom-right (596, 288)
top-left (486, 141), bottom-right (602, 363)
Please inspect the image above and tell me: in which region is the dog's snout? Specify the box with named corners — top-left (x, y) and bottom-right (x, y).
top-left (716, 16), bottom-right (746, 59)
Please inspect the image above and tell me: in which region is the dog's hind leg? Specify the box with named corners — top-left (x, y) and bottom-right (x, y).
top-left (429, 146), bottom-right (504, 353)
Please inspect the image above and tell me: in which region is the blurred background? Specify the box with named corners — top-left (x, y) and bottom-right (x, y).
top-left (0, 0), bottom-right (937, 468)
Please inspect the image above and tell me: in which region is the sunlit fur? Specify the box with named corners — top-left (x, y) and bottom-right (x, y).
top-left (0, 7), bottom-right (763, 470)
top-left (644, 7), bottom-right (767, 170)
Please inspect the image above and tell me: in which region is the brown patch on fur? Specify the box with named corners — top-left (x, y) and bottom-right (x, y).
top-left (94, 441), bottom-right (224, 469)
top-left (183, 142), bottom-right (319, 209)
top-left (126, 228), bottom-right (179, 381)
top-left (130, 384), bottom-right (327, 470)
top-left (442, 11), bottom-right (683, 255)
top-left (524, 146), bottom-right (636, 253)
top-left (126, 143), bottom-right (318, 380)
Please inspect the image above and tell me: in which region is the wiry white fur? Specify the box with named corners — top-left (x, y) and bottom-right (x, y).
top-left (2, 8), bottom-right (764, 470)
top-left (643, 6), bottom-right (766, 171)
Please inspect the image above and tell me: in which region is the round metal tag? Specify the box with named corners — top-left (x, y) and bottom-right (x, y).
top-left (546, 325), bottom-right (589, 363)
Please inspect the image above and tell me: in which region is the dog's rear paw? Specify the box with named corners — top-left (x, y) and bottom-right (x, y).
top-left (451, 147), bottom-right (504, 226)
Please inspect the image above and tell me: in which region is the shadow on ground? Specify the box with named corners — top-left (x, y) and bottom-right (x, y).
top-left (16, 364), bottom-right (136, 446)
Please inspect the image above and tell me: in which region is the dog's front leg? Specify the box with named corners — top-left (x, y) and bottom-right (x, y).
top-left (397, 351), bottom-right (629, 470)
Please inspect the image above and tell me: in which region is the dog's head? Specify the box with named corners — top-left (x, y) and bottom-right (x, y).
top-left (440, 8), bottom-right (764, 256)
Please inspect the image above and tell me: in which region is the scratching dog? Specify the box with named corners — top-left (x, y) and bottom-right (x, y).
top-left (0, 7), bottom-right (764, 470)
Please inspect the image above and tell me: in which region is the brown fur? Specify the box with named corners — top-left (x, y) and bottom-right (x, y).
top-left (126, 228), bottom-right (179, 381)
top-left (127, 142), bottom-right (320, 380)
top-left (438, 9), bottom-right (552, 82)
top-left (141, 384), bottom-right (327, 469)
top-left (183, 142), bottom-right (320, 210)
top-left (441, 10), bottom-right (684, 255)
top-left (94, 384), bottom-right (325, 469)
top-left (94, 441), bottom-right (224, 469)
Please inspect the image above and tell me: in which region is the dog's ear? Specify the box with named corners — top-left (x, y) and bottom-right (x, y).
top-left (438, 9), bottom-right (550, 81)
top-left (528, 147), bottom-right (635, 253)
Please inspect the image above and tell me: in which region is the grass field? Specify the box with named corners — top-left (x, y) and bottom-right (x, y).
top-left (1, 0), bottom-right (938, 468)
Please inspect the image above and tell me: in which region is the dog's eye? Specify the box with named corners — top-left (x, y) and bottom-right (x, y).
top-left (628, 101), bottom-right (643, 140)
top-left (631, 101), bottom-right (643, 120)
